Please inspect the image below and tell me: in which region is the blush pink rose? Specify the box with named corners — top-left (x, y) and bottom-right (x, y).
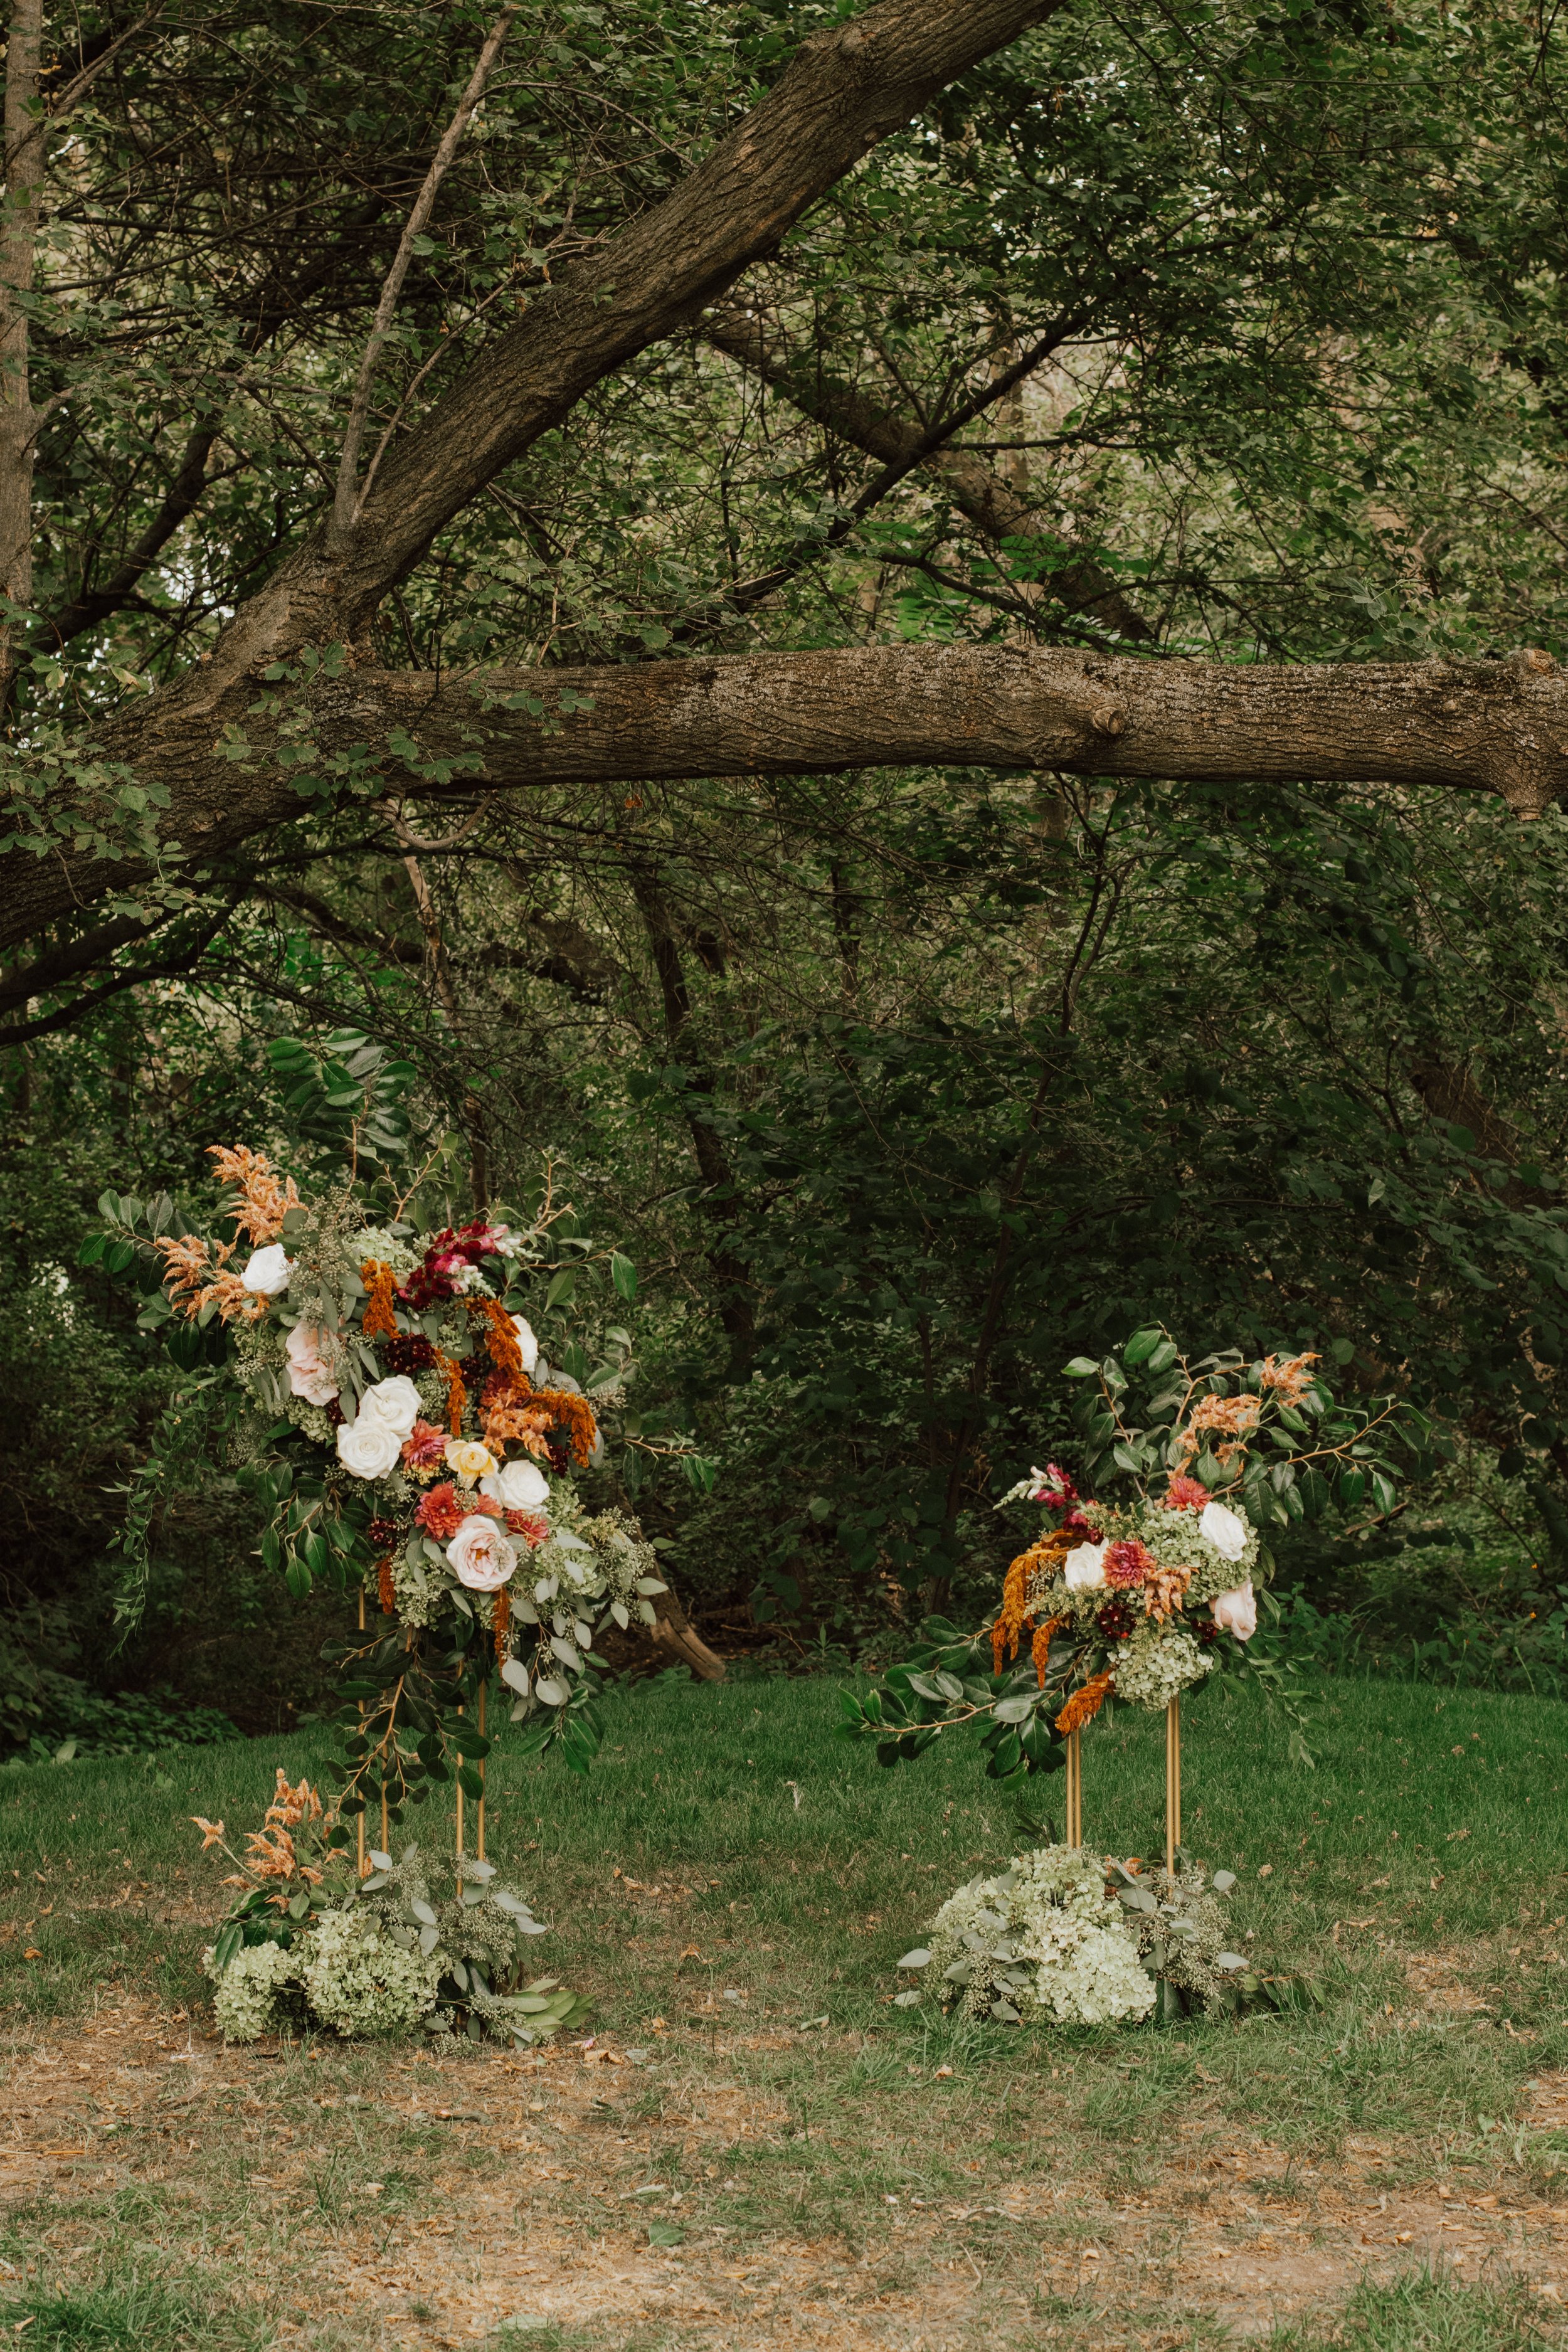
top-left (285, 1321), bottom-right (339, 1407)
top-left (446, 1514), bottom-right (518, 1592)
top-left (1211, 1581), bottom-right (1256, 1641)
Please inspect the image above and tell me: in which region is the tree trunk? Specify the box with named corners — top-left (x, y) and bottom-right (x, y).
top-left (0, 0), bottom-right (43, 705)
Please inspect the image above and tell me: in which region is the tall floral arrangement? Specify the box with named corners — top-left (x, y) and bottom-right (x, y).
top-left (842, 1325), bottom-right (1434, 1780)
top-left (84, 1032), bottom-right (701, 1820)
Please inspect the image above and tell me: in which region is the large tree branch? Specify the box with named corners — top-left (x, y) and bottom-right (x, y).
top-left (5, 640), bottom-right (1559, 960)
top-left (158, 0), bottom-right (1067, 706)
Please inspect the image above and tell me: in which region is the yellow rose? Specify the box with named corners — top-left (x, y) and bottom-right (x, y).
top-left (445, 1437), bottom-right (497, 1484)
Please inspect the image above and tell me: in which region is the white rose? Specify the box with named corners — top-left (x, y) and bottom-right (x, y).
top-left (1199, 1501), bottom-right (1249, 1562)
top-left (353, 1376), bottom-right (422, 1441)
top-left (480, 1457), bottom-right (549, 1512)
top-left (1211, 1581), bottom-right (1257, 1641)
top-left (1064, 1541), bottom-right (1106, 1592)
top-left (336, 1417), bottom-right (402, 1480)
top-left (511, 1315), bottom-right (539, 1375)
top-left (285, 1321), bottom-right (338, 1407)
top-left (240, 1244), bottom-right (293, 1296)
top-left (447, 1515), bottom-right (518, 1592)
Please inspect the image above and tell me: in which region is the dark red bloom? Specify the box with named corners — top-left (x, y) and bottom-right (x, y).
top-left (1196, 1619), bottom-right (1221, 1648)
top-left (1104, 1539), bottom-right (1154, 1589)
top-left (1062, 1509), bottom-right (1103, 1542)
top-left (324, 1397), bottom-right (345, 1428)
top-left (366, 1516), bottom-right (398, 1550)
top-left (1031, 1461), bottom-right (1079, 1509)
top-left (381, 1333), bottom-right (437, 1377)
top-left (1095, 1600), bottom-right (1135, 1641)
top-left (397, 1221), bottom-right (511, 1310)
top-left (546, 1440), bottom-right (569, 1476)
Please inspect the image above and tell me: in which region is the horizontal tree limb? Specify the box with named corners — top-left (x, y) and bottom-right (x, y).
top-left (3, 642), bottom-right (1562, 965)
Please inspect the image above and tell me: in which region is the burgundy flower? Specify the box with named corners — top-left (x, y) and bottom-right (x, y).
top-left (366, 1515), bottom-right (398, 1550)
top-left (1095, 1600), bottom-right (1135, 1641)
top-left (381, 1333), bottom-right (436, 1376)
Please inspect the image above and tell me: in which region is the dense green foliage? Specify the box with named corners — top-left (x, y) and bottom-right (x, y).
top-left (4, 0), bottom-right (1568, 1735)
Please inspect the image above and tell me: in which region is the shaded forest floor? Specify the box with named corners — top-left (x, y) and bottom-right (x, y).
top-left (4, 1671), bottom-right (1568, 2349)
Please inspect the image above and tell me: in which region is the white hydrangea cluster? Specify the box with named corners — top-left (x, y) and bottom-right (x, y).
top-left (923, 1845), bottom-right (1155, 2028)
top-left (1112, 1621), bottom-right (1214, 1710)
top-left (204, 1937), bottom-right (297, 2042)
top-left (299, 1906), bottom-right (442, 2037)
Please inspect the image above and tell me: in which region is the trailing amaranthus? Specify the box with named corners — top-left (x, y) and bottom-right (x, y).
top-left (1056, 1670), bottom-right (1115, 1735)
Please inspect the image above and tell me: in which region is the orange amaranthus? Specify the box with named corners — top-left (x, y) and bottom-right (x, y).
top-left (991, 1530), bottom-right (1071, 1673)
top-left (1055, 1670), bottom-right (1115, 1735)
top-left (1030, 1615), bottom-right (1066, 1687)
top-left (360, 1260), bottom-right (399, 1341)
top-left (468, 1295), bottom-right (524, 1376)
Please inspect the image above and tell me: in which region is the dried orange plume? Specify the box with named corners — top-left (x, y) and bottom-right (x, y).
top-left (361, 1261), bottom-right (399, 1342)
top-left (154, 1232), bottom-right (268, 1325)
top-left (990, 1531), bottom-right (1069, 1672)
top-left (1055, 1670), bottom-right (1115, 1735)
top-left (206, 1145), bottom-right (300, 1244)
top-left (376, 1555), bottom-right (396, 1613)
top-left (493, 1584), bottom-right (511, 1660)
top-left (1031, 1616), bottom-right (1066, 1687)
top-left (437, 1352), bottom-right (467, 1436)
top-left (469, 1295), bottom-right (523, 1376)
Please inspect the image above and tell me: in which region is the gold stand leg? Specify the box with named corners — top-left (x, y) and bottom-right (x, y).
top-left (1065, 1727), bottom-right (1083, 1848)
top-left (455, 1702), bottom-right (465, 1892)
top-left (356, 1591), bottom-right (367, 1879)
top-left (476, 1681), bottom-right (486, 1863)
top-left (1165, 1695), bottom-right (1182, 1873)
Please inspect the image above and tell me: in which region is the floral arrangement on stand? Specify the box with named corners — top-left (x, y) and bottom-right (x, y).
top-left (891, 1845), bottom-right (1316, 2031)
top-left (194, 1772), bottom-right (589, 2045)
top-left (841, 1323), bottom-right (1433, 1781)
top-left (91, 1133), bottom-right (667, 1818)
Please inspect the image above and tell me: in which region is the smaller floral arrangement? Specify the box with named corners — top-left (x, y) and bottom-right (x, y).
top-left (194, 1772), bottom-right (588, 2047)
top-left (893, 1845), bottom-right (1313, 2030)
top-left (842, 1323), bottom-right (1430, 1782)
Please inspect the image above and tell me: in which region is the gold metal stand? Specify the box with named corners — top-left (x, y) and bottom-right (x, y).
top-left (356, 1591), bottom-right (367, 1878)
top-left (476, 1680), bottom-right (487, 1862)
top-left (455, 1701), bottom-right (465, 1890)
top-left (1064, 1726), bottom-right (1083, 1848)
top-left (1165, 1695), bottom-right (1182, 1872)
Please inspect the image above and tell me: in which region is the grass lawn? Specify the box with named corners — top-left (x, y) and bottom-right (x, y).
top-left (3, 1666), bottom-right (1568, 2349)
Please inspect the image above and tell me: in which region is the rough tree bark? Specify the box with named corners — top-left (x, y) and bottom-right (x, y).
top-left (0, 0), bottom-right (43, 702)
top-left (3, 644), bottom-right (1564, 960)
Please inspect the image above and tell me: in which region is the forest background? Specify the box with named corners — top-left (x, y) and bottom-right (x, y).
top-left (4, 0), bottom-right (1568, 1761)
